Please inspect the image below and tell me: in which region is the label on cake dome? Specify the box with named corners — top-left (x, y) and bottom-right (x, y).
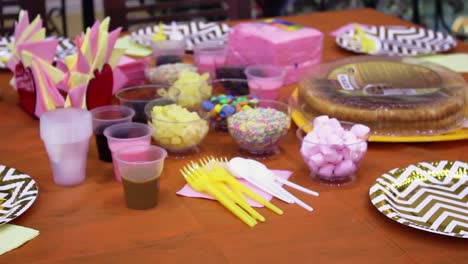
top-left (327, 61), bottom-right (441, 96)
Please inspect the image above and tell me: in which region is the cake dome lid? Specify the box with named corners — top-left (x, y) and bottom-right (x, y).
top-left (296, 56), bottom-right (467, 136)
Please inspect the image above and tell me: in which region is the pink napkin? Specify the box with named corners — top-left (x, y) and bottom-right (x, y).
top-left (176, 170), bottom-right (292, 207)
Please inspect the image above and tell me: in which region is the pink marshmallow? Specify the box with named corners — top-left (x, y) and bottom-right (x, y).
top-left (300, 142), bottom-right (320, 157)
top-left (324, 151), bottom-right (343, 164)
top-left (350, 124), bottom-right (370, 138)
top-left (309, 153), bottom-right (326, 167)
top-left (326, 133), bottom-right (343, 146)
top-left (318, 163), bottom-right (335, 178)
top-left (348, 142), bottom-right (368, 162)
top-left (313, 115), bottom-right (329, 128)
top-left (327, 118), bottom-right (342, 130)
top-left (307, 160), bottom-right (320, 173)
top-left (304, 131), bottom-right (319, 143)
top-left (343, 131), bottom-right (359, 144)
top-left (333, 159), bottom-right (357, 177)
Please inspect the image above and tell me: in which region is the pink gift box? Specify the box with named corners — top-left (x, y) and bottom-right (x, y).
top-left (225, 19), bottom-right (324, 84)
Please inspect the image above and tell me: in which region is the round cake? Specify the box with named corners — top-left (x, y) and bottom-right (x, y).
top-left (298, 56), bottom-right (466, 136)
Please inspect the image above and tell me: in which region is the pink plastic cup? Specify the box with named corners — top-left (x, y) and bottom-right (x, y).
top-left (193, 40), bottom-right (227, 79)
top-left (103, 122), bottom-right (153, 182)
top-left (244, 64), bottom-right (285, 100)
top-left (114, 145), bottom-right (167, 210)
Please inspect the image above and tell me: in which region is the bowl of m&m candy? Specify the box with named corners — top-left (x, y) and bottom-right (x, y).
top-left (227, 99), bottom-right (291, 158)
top-left (296, 116), bottom-right (370, 186)
top-left (201, 78), bottom-right (257, 131)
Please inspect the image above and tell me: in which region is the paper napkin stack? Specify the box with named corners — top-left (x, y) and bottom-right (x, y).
top-left (61, 18), bottom-right (126, 110)
top-left (7, 11), bottom-right (65, 117)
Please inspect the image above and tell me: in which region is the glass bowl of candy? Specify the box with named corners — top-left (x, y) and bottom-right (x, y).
top-left (145, 63), bottom-right (197, 85)
top-left (227, 99), bottom-right (291, 159)
top-left (147, 103), bottom-right (210, 159)
top-left (202, 79), bottom-right (257, 131)
top-left (296, 116), bottom-right (370, 186)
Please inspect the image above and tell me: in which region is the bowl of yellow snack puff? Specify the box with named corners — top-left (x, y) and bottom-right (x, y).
top-left (148, 103), bottom-right (210, 158)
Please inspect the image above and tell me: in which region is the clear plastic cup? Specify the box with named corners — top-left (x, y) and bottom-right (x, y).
top-left (103, 122), bottom-right (153, 182)
top-left (40, 108), bottom-right (92, 186)
top-left (152, 39), bottom-right (185, 66)
top-left (114, 145), bottom-right (167, 210)
top-left (90, 105), bottom-right (135, 162)
top-left (245, 65), bottom-right (286, 100)
top-left (193, 40), bottom-right (227, 79)
top-left (115, 84), bottom-right (176, 123)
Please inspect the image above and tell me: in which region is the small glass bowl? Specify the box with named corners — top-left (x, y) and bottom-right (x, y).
top-left (115, 84), bottom-right (178, 123)
top-left (227, 99), bottom-right (291, 159)
top-left (144, 63), bottom-right (197, 85)
top-left (147, 105), bottom-right (210, 159)
top-left (296, 121), bottom-right (370, 186)
top-left (202, 79), bottom-right (256, 132)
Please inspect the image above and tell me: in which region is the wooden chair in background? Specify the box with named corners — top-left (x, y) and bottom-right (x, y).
top-left (0, 0), bottom-right (47, 36)
top-left (103, 0), bottom-right (252, 31)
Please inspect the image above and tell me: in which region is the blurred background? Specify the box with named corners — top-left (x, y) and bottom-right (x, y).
top-left (3, 0), bottom-right (467, 39)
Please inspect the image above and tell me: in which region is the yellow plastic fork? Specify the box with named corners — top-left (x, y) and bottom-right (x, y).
top-left (205, 157), bottom-right (283, 216)
top-left (198, 159), bottom-right (266, 222)
top-left (181, 165), bottom-right (258, 227)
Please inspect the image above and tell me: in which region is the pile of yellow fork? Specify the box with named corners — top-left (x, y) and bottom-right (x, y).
top-left (181, 156), bottom-right (283, 227)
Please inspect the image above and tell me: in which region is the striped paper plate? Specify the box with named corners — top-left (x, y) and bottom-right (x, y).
top-left (131, 21), bottom-right (230, 51)
top-left (336, 25), bottom-right (457, 56)
top-left (0, 36), bottom-right (76, 69)
top-left (369, 160), bottom-right (468, 238)
top-left (0, 165), bottom-right (38, 225)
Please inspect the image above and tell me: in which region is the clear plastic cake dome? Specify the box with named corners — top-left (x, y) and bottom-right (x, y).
top-left (294, 56), bottom-right (467, 136)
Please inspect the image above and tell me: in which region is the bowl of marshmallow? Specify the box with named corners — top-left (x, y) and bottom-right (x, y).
top-left (296, 116), bottom-right (370, 186)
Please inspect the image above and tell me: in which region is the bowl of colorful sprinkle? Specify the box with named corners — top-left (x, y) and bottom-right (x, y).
top-left (227, 99), bottom-right (291, 158)
top-left (145, 63), bottom-right (197, 85)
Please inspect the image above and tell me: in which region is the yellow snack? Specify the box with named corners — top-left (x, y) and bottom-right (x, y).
top-left (168, 69), bottom-right (212, 109)
top-left (151, 104), bottom-right (209, 150)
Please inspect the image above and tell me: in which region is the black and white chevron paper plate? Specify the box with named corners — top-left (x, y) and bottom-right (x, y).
top-left (131, 21), bottom-right (230, 51)
top-left (336, 25), bottom-right (457, 56)
top-left (0, 165), bottom-right (38, 225)
top-left (369, 160), bottom-right (468, 238)
top-left (0, 36), bottom-right (76, 69)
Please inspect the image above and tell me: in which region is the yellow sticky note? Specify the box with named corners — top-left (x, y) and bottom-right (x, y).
top-left (115, 36), bottom-right (152, 57)
top-left (0, 224), bottom-right (39, 255)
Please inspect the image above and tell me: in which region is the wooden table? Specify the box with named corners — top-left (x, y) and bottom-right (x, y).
top-left (1, 8), bottom-right (467, 263)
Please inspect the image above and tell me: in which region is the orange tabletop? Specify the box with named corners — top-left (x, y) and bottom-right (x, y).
top-left (1, 8), bottom-right (467, 263)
